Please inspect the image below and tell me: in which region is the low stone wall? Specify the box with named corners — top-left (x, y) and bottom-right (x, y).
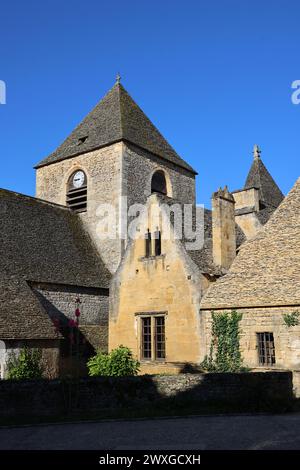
top-left (0, 371), bottom-right (293, 420)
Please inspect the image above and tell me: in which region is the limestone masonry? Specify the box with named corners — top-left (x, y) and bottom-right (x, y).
top-left (0, 79), bottom-right (298, 379)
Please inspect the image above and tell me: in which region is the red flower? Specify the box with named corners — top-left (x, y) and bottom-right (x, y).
top-left (68, 319), bottom-right (76, 328)
top-left (53, 317), bottom-right (61, 333)
top-left (75, 308), bottom-right (81, 317)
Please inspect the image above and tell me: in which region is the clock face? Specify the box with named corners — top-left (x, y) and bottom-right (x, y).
top-left (73, 171), bottom-right (85, 189)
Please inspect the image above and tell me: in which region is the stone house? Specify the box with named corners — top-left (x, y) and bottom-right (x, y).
top-left (200, 177), bottom-right (300, 371)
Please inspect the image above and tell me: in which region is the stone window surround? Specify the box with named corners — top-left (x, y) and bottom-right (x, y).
top-left (135, 311), bottom-right (167, 363)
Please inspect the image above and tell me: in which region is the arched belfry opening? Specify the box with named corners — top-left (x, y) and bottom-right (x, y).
top-left (151, 170), bottom-right (168, 196)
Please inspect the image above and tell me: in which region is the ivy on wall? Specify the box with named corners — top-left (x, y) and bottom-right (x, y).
top-left (283, 311), bottom-right (300, 327)
top-left (201, 310), bottom-right (246, 373)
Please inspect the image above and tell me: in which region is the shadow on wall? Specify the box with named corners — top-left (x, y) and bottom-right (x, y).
top-left (0, 371), bottom-right (293, 423)
top-left (32, 292), bottom-right (96, 377)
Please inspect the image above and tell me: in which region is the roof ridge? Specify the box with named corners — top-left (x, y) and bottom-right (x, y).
top-left (0, 188), bottom-right (73, 211)
top-left (35, 82), bottom-right (197, 174)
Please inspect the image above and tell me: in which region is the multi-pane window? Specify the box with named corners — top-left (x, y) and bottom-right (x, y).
top-left (142, 317), bottom-right (152, 359)
top-left (141, 315), bottom-right (166, 361)
top-left (257, 332), bottom-right (276, 366)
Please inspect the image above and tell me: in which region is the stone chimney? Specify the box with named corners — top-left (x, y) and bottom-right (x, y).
top-left (212, 186), bottom-right (236, 270)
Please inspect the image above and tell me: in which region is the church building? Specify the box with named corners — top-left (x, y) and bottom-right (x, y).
top-left (1, 77), bottom-right (298, 378)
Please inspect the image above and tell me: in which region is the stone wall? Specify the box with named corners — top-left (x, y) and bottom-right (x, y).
top-left (201, 306), bottom-right (300, 370)
top-left (31, 283), bottom-right (109, 351)
top-left (4, 339), bottom-right (60, 379)
top-left (36, 142), bottom-right (196, 274)
top-left (0, 372), bottom-right (292, 419)
top-left (36, 143), bottom-right (124, 273)
top-left (123, 143), bottom-right (196, 210)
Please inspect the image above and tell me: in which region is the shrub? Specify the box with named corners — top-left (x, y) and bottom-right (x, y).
top-left (7, 348), bottom-right (43, 380)
top-left (87, 345), bottom-right (140, 377)
top-left (283, 311), bottom-right (300, 327)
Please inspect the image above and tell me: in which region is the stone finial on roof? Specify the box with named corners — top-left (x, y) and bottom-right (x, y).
top-left (116, 72), bottom-right (121, 84)
top-left (253, 144), bottom-right (261, 159)
top-left (212, 186), bottom-right (234, 202)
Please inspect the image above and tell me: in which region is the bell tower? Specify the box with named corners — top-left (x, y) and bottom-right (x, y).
top-left (35, 78), bottom-right (197, 273)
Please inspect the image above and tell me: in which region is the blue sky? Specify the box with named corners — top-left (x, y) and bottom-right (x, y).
top-left (0, 0), bottom-right (299, 207)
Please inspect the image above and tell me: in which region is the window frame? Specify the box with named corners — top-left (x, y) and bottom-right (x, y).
top-left (257, 332), bottom-right (276, 366)
top-left (137, 313), bottom-right (167, 362)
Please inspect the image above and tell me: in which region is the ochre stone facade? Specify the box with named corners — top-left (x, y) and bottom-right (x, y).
top-left (109, 194), bottom-right (211, 374)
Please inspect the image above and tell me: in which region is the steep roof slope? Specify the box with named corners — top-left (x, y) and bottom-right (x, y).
top-left (35, 83), bottom-right (196, 174)
top-left (244, 154), bottom-right (284, 208)
top-left (0, 277), bottom-right (60, 340)
top-left (201, 177), bottom-right (300, 309)
top-left (0, 189), bottom-right (111, 288)
top-left (0, 189), bottom-right (111, 339)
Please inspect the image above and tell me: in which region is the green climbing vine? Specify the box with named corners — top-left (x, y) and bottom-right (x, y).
top-left (201, 310), bottom-right (246, 373)
top-left (283, 311), bottom-right (300, 327)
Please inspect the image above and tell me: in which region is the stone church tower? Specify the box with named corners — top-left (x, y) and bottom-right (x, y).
top-left (35, 79), bottom-right (197, 272)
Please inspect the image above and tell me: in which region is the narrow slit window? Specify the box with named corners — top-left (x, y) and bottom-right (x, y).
top-left (257, 332), bottom-right (276, 366)
top-left (145, 229), bottom-right (152, 257)
top-left (154, 231), bottom-right (161, 256)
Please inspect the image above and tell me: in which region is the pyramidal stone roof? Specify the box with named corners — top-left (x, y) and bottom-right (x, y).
top-left (200, 177), bottom-right (300, 310)
top-left (35, 82), bottom-right (196, 174)
top-left (244, 150), bottom-right (284, 208)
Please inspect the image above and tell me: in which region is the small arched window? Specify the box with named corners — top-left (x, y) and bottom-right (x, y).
top-left (67, 170), bottom-right (87, 212)
top-left (151, 170), bottom-right (167, 196)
